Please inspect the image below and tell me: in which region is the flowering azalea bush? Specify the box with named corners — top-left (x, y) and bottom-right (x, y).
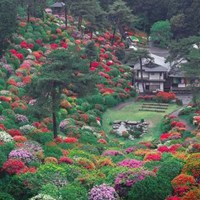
top-left (144, 152), bottom-right (162, 161)
top-left (0, 131), bottom-right (13, 142)
top-left (9, 148), bottom-right (38, 164)
top-left (117, 159), bottom-right (143, 168)
top-left (102, 150), bottom-right (124, 156)
top-left (114, 170), bottom-right (155, 197)
top-left (171, 174), bottom-right (196, 196)
top-left (156, 91), bottom-right (176, 103)
top-left (89, 184), bottom-right (119, 200)
top-left (182, 153), bottom-right (200, 179)
top-left (2, 159), bottom-right (26, 175)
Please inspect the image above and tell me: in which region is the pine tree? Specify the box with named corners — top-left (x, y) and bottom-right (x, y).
top-left (108, 0), bottom-right (136, 45)
top-left (27, 48), bottom-right (96, 138)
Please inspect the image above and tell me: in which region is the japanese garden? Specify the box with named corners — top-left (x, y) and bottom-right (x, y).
top-left (0, 0), bottom-right (199, 200)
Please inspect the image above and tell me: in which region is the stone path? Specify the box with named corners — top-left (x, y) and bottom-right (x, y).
top-left (113, 98), bottom-right (136, 110)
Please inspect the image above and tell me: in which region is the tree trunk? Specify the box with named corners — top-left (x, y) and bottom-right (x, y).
top-left (111, 25), bottom-right (116, 46)
top-left (78, 15), bottom-right (82, 31)
top-left (51, 86), bottom-right (58, 138)
top-left (27, 4), bottom-right (30, 22)
top-left (139, 56), bottom-right (145, 94)
top-left (90, 30), bottom-right (93, 39)
top-left (64, 3), bottom-right (68, 29)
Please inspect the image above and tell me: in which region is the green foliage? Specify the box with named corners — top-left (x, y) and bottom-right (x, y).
top-left (4, 176), bottom-right (34, 200)
top-left (0, 192), bottom-right (15, 200)
top-left (60, 183), bottom-right (88, 200)
top-left (43, 146), bottom-right (63, 159)
top-left (104, 95), bottom-right (119, 107)
top-left (127, 175), bottom-right (172, 200)
top-left (30, 132), bottom-right (54, 145)
top-left (85, 41), bottom-right (98, 61)
top-left (150, 20), bottom-right (172, 48)
top-left (79, 130), bottom-right (98, 145)
top-left (115, 48), bottom-right (126, 61)
top-left (157, 159), bottom-right (184, 181)
top-left (40, 184), bottom-right (60, 199)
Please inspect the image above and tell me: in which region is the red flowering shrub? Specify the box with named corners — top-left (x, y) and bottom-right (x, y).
top-left (144, 152), bottom-right (162, 161)
top-left (50, 43), bottom-right (59, 49)
top-left (156, 91), bottom-right (176, 102)
top-left (58, 156), bottom-right (73, 164)
top-left (2, 159), bottom-right (26, 175)
top-left (64, 137), bottom-right (78, 143)
top-left (79, 113), bottom-right (89, 122)
top-left (0, 96), bottom-right (12, 103)
top-left (0, 124), bottom-right (6, 131)
top-left (160, 132), bottom-right (182, 142)
top-left (171, 121), bottom-right (186, 128)
top-left (158, 145), bottom-right (170, 153)
top-left (98, 138), bottom-right (107, 144)
top-left (7, 129), bottom-right (23, 137)
top-left (165, 196), bottom-right (181, 200)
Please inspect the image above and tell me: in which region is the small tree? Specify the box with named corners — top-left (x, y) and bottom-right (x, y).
top-left (27, 48), bottom-right (96, 138)
top-left (150, 20), bottom-right (172, 48)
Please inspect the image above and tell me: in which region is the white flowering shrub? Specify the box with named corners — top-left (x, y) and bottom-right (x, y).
top-left (0, 131), bottom-right (13, 142)
top-left (29, 194), bottom-right (56, 200)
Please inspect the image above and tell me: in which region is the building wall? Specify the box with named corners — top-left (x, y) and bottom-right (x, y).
top-left (149, 72), bottom-right (163, 80)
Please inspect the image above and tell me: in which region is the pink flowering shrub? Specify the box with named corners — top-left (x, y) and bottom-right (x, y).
top-left (117, 159), bottom-right (143, 168)
top-left (114, 170), bottom-right (155, 197)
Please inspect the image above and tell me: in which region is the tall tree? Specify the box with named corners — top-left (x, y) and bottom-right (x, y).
top-left (108, 0), bottom-right (136, 45)
top-left (70, 0), bottom-right (103, 32)
top-left (125, 49), bottom-right (152, 93)
top-left (150, 20), bottom-right (172, 48)
top-left (27, 48), bottom-right (96, 138)
top-left (0, 0), bottom-right (17, 55)
top-left (168, 36), bottom-right (200, 103)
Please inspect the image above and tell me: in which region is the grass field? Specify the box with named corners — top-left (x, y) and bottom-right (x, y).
top-left (102, 101), bottom-right (179, 143)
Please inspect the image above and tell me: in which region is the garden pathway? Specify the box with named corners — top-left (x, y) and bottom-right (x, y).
top-left (169, 95), bottom-right (194, 131)
top-left (113, 98), bottom-right (136, 110)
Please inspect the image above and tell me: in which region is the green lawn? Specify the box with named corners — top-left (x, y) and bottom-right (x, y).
top-left (102, 101), bottom-right (179, 143)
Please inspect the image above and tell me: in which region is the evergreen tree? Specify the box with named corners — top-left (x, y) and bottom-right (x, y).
top-left (150, 20), bottom-right (172, 48)
top-left (108, 0), bottom-right (136, 45)
top-left (0, 0), bottom-right (17, 55)
top-left (27, 48), bottom-right (96, 138)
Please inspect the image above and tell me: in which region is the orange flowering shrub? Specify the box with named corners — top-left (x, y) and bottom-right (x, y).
top-left (13, 136), bottom-right (27, 142)
top-left (97, 157), bottom-right (115, 167)
top-left (182, 153), bottom-right (200, 179)
top-left (77, 158), bottom-right (95, 170)
top-left (44, 157), bottom-right (58, 164)
top-left (171, 174), bottom-right (196, 196)
top-left (181, 188), bottom-right (200, 200)
top-left (134, 149), bottom-right (150, 156)
top-left (172, 152), bottom-right (188, 161)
